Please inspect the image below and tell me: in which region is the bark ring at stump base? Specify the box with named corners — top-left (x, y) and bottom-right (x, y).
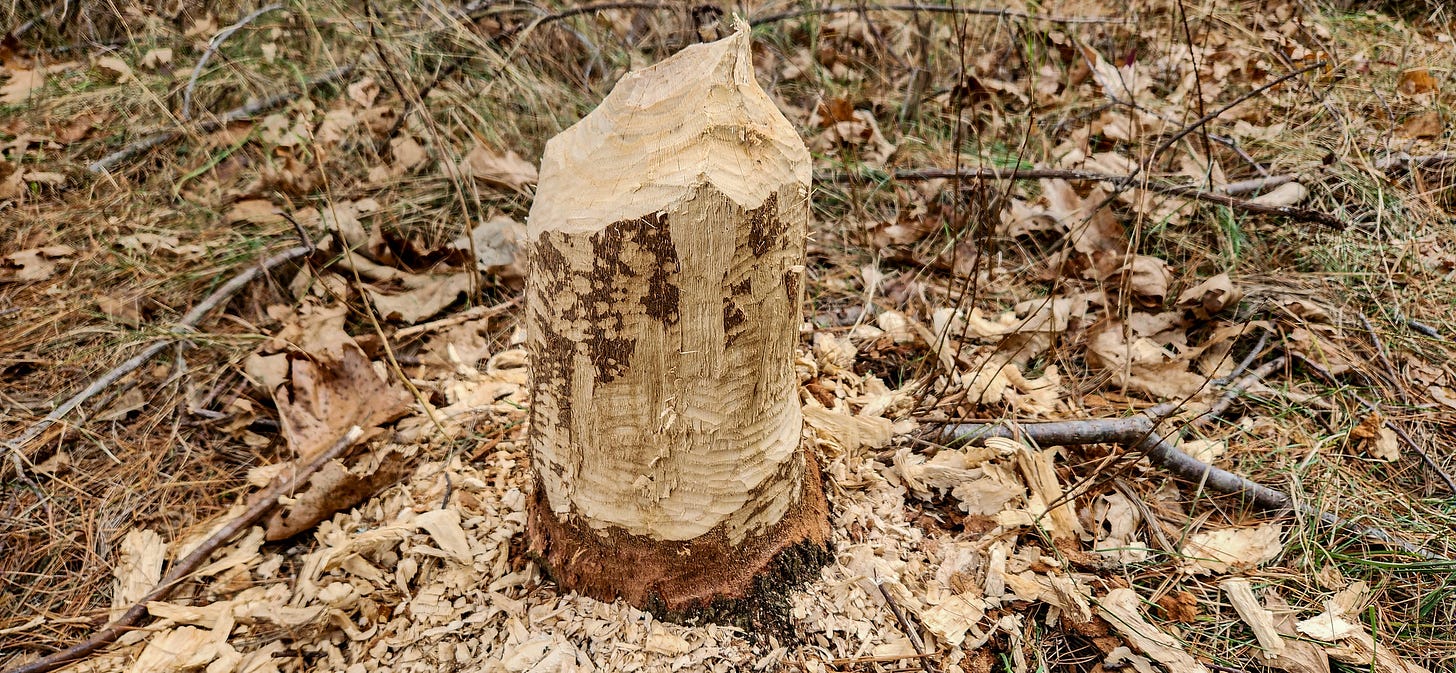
top-left (526, 450), bottom-right (830, 627)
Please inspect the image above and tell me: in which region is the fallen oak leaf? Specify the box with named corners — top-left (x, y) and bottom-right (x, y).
top-left (262, 343), bottom-right (413, 540)
top-left (273, 343), bottom-right (411, 461)
top-left (458, 145), bottom-right (538, 193)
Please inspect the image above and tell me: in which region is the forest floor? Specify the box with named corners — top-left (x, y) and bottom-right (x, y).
top-left (3, 0), bottom-right (1456, 672)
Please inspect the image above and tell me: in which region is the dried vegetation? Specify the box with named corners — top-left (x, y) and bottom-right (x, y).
top-left (3, 0), bottom-right (1456, 672)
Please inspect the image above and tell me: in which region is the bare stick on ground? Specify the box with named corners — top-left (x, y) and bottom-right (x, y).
top-left (181, 4), bottom-right (284, 120)
top-left (4, 426), bottom-right (365, 673)
top-left (2, 245), bottom-right (311, 478)
top-left (818, 166), bottom-right (1344, 229)
top-left (932, 410), bottom-right (1443, 560)
top-left (523, 24), bottom-right (829, 625)
top-left (748, 3), bottom-right (1132, 26)
top-left (89, 65), bottom-right (354, 173)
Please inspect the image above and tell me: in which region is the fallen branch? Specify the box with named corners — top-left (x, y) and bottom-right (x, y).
top-left (181, 3), bottom-right (285, 121)
top-left (748, 3), bottom-right (1131, 26)
top-left (1219, 173), bottom-right (1299, 196)
top-left (88, 65), bottom-right (355, 173)
top-left (817, 166), bottom-right (1345, 229)
top-left (932, 410), bottom-right (1444, 560)
top-left (3, 426), bottom-right (365, 673)
top-left (3, 246), bottom-right (312, 477)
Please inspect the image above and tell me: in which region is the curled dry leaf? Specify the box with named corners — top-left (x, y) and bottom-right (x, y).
top-left (365, 272), bottom-right (472, 325)
top-left (459, 145), bottom-right (539, 193)
top-left (1177, 272), bottom-right (1241, 318)
top-left (1086, 320), bottom-right (1211, 400)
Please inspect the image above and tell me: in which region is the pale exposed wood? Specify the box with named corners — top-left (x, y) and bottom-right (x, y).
top-left (1222, 579), bottom-right (1286, 661)
top-left (1097, 588), bottom-right (1212, 673)
top-left (523, 22), bottom-right (826, 610)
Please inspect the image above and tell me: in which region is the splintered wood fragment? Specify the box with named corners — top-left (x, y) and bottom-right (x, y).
top-left (523, 20), bottom-right (828, 619)
top-left (1097, 588), bottom-right (1212, 673)
top-left (1221, 580), bottom-right (1286, 660)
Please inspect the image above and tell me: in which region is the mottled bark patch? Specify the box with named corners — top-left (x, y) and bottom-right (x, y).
top-left (747, 194), bottom-right (786, 257)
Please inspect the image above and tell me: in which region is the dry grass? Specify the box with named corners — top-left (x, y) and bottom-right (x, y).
top-left (3, 0), bottom-right (1456, 670)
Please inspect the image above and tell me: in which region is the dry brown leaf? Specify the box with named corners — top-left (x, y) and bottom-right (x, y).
top-left (1265, 592), bottom-right (1333, 673)
top-left (1177, 273), bottom-right (1241, 318)
top-left (1086, 321), bottom-right (1211, 400)
top-left (1, 68), bottom-right (45, 104)
top-left (2, 244), bottom-right (76, 282)
top-left (96, 294), bottom-right (142, 326)
top-left (273, 344), bottom-right (412, 461)
top-left (96, 56), bottom-right (135, 82)
top-left (1123, 255), bottom-right (1173, 305)
top-left (391, 135), bottom-right (429, 172)
top-left (1155, 591), bottom-right (1200, 623)
top-left (1091, 492), bottom-right (1150, 564)
top-left (1181, 522), bottom-right (1283, 574)
top-left (1395, 111), bottom-right (1443, 140)
top-left (1297, 609), bottom-right (1430, 673)
top-left (1397, 69), bottom-right (1438, 96)
top-left (139, 48), bottom-right (173, 69)
top-left (452, 215), bottom-right (526, 273)
top-left (264, 445), bottom-right (414, 541)
top-left (365, 272), bottom-right (472, 325)
top-left (225, 199), bottom-right (284, 225)
top-left (184, 14), bottom-right (218, 38)
top-left (459, 145), bottom-right (538, 193)
top-left (266, 302), bottom-right (353, 359)
top-left (1368, 427), bottom-right (1400, 462)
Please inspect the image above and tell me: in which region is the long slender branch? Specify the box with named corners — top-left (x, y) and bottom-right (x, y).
top-left (817, 166), bottom-right (1345, 229)
top-left (3, 427), bottom-right (365, 673)
top-left (748, 3), bottom-right (1130, 26)
top-left (933, 412), bottom-right (1443, 560)
top-left (88, 65), bottom-right (355, 173)
top-left (181, 4), bottom-right (285, 121)
top-left (3, 246), bottom-right (311, 476)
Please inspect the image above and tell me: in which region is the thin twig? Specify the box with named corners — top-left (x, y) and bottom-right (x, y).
top-left (3, 246), bottom-right (311, 478)
top-left (818, 166), bottom-right (1345, 229)
top-left (748, 3), bottom-right (1130, 26)
top-left (89, 65), bottom-right (355, 173)
top-left (876, 582), bottom-right (940, 673)
top-left (1219, 174), bottom-right (1299, 196)
top-left (1200, 356), bottom-right (1286, 427)
top-left (3, 426), bottom-right (365, 673)
top-left (934, 411), bottom-right (1444, 560)
top-left (181, 4), bottom-right (284, 121)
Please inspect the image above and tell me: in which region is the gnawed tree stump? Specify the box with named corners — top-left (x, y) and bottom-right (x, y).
top-left (524, 23), bottom-right (829, 623)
